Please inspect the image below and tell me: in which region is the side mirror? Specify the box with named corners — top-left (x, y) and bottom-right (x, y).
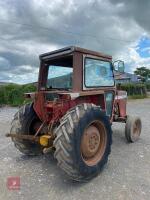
top-left (113, 60), bottom-right (125, 73)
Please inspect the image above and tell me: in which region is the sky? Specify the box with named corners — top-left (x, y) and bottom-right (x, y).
top-left (0, 0), bottom-right (150, 84)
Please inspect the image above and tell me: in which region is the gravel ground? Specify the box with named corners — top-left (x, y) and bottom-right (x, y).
top-left (0, 99), bottom-right (150, 200)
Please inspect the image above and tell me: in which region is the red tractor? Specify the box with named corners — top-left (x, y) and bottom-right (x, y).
top-left (7, 46), bottom-right (142, 181)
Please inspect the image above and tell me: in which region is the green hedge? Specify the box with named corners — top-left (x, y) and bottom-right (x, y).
top-left (117, 83), bottom-right (147, 96)
top-left (0, 82), bottom-right (149, 106)
top-left (0, 84), bottom-right (36, 106)
top-left (145, 82), bottom-right (150, 91)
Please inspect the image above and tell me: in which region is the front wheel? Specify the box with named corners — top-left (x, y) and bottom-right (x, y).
top-left (125, 116), bottom-right (142, 143)
top-left (54, 103), bottom-right (112, 181)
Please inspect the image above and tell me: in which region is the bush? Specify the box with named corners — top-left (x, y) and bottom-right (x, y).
top-left (0, 83), bottom-right (36, 106)
top-left (117, 83), bottom-right (147, 96)
top-left (22, 84), bottom-right (37, 93)
top-left (145, 83), bottom-right (150, 91)
top-left (0, 86), bottom-right (5, 105)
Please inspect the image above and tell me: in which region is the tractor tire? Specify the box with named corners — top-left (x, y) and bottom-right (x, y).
top-left (125, 116), bottom-right (142, 143)
top-left (10, 103), bottom-right (43, 155)
top-left (54, 103), bottom-right (112, 182)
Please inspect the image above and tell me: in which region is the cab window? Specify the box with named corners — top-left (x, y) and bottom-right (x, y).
top-left (84, 58), bottom-right (114, 87)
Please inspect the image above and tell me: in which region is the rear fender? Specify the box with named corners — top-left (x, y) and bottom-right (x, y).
top-left (115, 90), bottom-right (127, 117)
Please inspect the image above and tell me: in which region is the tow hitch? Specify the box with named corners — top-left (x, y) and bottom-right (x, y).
top-left (6, 133), bottom-right (54, 153)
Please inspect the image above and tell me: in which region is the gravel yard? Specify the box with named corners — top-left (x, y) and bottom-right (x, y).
top-left (0, 98), bottom-right (150, 200)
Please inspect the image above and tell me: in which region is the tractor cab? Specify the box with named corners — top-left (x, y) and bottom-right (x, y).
top-left (34, 46), bottom-right (121, 122)
top-left (38, 46), bottom-right (115, 92)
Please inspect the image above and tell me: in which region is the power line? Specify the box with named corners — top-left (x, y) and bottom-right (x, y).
top-left (0, 19), bottom-right (133, 43)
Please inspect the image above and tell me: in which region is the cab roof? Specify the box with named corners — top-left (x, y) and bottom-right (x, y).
top-left (39, 46), bottom-right (112, 61)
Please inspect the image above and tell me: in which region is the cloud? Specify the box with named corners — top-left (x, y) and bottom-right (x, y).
top-left (0, 0), bottom-right (150, 83)
top-left (0, 57), bottom-right (10, 70)
top-left (118, 45), bottom-right (150, 73)
top-left (110, 0), bottom-right (150, 33)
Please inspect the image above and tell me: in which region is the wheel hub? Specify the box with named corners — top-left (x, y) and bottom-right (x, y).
top-left (133, 119), bottom-right (141, 139)
top-left (81, 121), bottom-right (107, 166)
top-left (81, 126), bottom-right (100, 159)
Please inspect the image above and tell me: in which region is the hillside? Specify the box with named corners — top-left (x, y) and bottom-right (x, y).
top-left (0, 82), bottom-right (14, 86)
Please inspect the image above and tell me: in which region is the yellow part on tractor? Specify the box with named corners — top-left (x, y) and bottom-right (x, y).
top-left (39, 135), bottom-right (51, 147)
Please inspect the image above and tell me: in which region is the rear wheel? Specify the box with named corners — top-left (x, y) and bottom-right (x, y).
top-left (10, 104), bottom-right (43, 155)
top-left (54, 103), bottom-right (112, 181)
top-left (125, 116), bottom-right (142, 143)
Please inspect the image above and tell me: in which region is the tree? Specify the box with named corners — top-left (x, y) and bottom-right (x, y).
top-left (134, 67), bottom-right (150, 82)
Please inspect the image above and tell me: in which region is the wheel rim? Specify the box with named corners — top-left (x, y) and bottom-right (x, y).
top-left (81, 120), bottom-right (107, 166)
top-left (132, 119), bottom-right (141, 140)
